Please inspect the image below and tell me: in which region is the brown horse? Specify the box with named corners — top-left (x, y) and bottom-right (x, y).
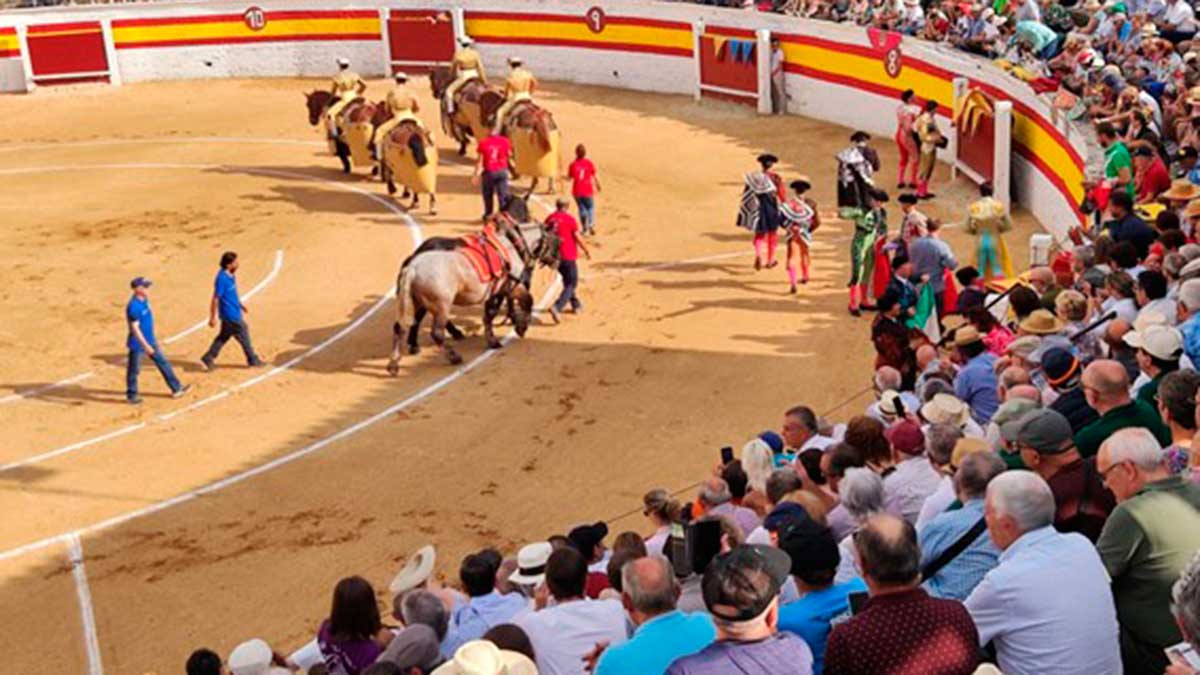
top-left (429, 67), bottom-right (504, 156)
top-left (304, 90), bottom-right (391, 173)
top-left (380, 119), bottom-right (438, 214)
top-left (503, 102), bottom-right (561, 194)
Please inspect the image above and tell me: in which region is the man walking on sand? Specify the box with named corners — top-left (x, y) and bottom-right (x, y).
top-left (125, 277), bottom-right (190, 404)
top-left (547, 197), bottom-right (591, 323)
top-left (474, 129), bottom-right (513, 220)
top-left (201, 251), bottom-right (264, 371)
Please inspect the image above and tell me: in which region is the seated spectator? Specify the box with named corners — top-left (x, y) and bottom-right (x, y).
top-left (1042, 348), bottom-right (1101, 433)
top-left (966, 305), bottom-right (1014, 357)
top-left (516, 547), bottom-right (628, 675)
top-left (666, 545), bottom-right (814, 675)
top-left (643, 489), bottom-right (681, 559)
top-left (918, 452), bottom-right (1005, 600)
top-left (865, 369), bottom-right (921, 423)
top-left (986, 397), bottom-right (1039, 460)
top-left (1076, 359), bottom-right (1172, 456)
top-left (388, 546), bottom-right (465, 615)
top-left (747, 468), bottom-right (804, 544)
top-left (1178, 279), bottom-right (1200, 365)
top-left (1134, 144), bottom-right (1172, 202)
top-left (777, 516), bottom-right (866, 674)
top-left (1171, 551), bottom-right (1200, 669)
top-left (824, 513), bottom-right (979, 675)
top-left (1096, 428), bottom-right (1200, 674)
top-left (1105, 190), bottom-right (1158, 260)
top-left (433, 641), bottom-right (535, 675)
top-left (1125, 323), bottom-right (1184, 406)
top-left (1008, 285), bottom-right (1043, 326)
top-left (1028, 266), bottom-right (1063, 311)
top-left (872, 291), bottom-right (917, 386)
top-left (481, 624), bottom-right (535, 663)
top-left (843, 416), bottom-right (892, 472)
top-left (881, 420), bottom-right (943, 524)
top-left (1105, 320), bottom-right (1143, 384)
top-left (1006, 408), bottom-right (1116, 542)
top-left (1055, 290), bottom-right (1103, 362)
top-left (697, 477), bottom-right (760, 537)
top-left (1138, 269), bottom-right (1178, 325)
top-left (594, 557), bottom-right (716, 675)
top-left (506, 542), bottom-right (552, 599)
top-left (920, 393), bottom-right (986, 438)
top-left (1158, 370), bottom-right (1200, 480)
top-left (376, 624), bottom-right (443, 674)
top-left (964, 471), bottom-right (1121, 675)
top-left (187, 648), bottom-right (222, 675)
top-left (1104, 271), bottom-right (1142, 326)
top-left (442, 550), bottom-right (529, 656)
top-left (228, 639), bottom-right (290, 675)
top-left (915, 423), bottom-right (964, 529)
top-left (996, 365), bottom-right (1031, 405)
top-left (818, 444), bottom-right (866, 540)
top-left (955, 266), bottom-right (987, 314)
top-left (834, 467), bottom-right (885, 584)
top-left (319, 577), bottom-right (391, 674)
top-left (736, 439), bottom-right (774, 514)
top-left (402, 591), bottom-right (451, 645)
top-left (951, 326), bottom-right (1000, 425)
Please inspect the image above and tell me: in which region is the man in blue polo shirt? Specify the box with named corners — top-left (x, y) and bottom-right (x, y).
top-left (125, 277), bottom-right (189, 404)
top-left (201, 251), bottom-right (264, 371)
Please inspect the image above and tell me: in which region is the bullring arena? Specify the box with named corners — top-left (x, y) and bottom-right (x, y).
top-left (0, 1), bottom-right (1089, 673)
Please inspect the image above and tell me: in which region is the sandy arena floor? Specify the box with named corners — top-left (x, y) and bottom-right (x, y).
top-left (0, 77), bottom-right (1035, 673)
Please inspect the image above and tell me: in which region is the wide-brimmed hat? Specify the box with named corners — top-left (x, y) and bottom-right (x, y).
top-left (953, 324), bottom-right (984, 347)
top-left (228, 639), bottom-right (289, 675)
top-left (757, 153), bottom-right (779, 165)
top-left (1124, 324), bottom-right (1184, 360)
top-left (1163, 179), bottom-right (1200, 201)
top-left (508, 542), bottom-right (553, 585)
top-left (1183, 199), bottom-right (1200, 219)
top-left (389, 545), bottom-right (436, 595)
top-left (877, 390), bottom-right (909, 418)
top-left (1019, 309), bottom-right (1065, 335)
top-left (394, 71), bottom-right (409, 82)
top-left (1041, 347), bottom-right (1080, 386)
top-left (432, 640), bottom-right (537, 675)
top-left (1141, 23), bottom-right (1159, 37)
top-left (921, 393), bottom-right (971, 427)
top-left (1005, 335), bottom-right (1041, 360)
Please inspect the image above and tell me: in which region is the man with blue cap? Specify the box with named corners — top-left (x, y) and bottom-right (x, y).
top-left (125, 276), bottom-right (189, 404)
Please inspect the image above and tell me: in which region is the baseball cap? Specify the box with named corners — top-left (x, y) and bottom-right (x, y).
top-left (567, 522), bottom-right (608, 555)
top-left (1123, 324), bottom-right (1183, 360)
top-left (762, 501), bottom-right (811, 533)
top-left (777, 517), bottom-right (839, 577)
top-left (1000, 409), bottom-right (1074, 454)
top-left (701, 544), bottom-right (791, 621)
top-left (1041, 347), bottom-right (1080, 386)
top-left (129, 276), bottom-right (152, 289)
top-left (758, 430), bottom-right (785, 453)
top-left (884, 419), bottom-right (925, 455)
top-left (1133, 145), bottom-right (1155, 158)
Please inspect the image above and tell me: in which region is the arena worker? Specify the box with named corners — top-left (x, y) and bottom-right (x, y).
top-left (546, 197), bottom-right (591, 322)
top-left (568, 144), bottom-right (601, 236)
top-left (473, 129), bottom-right (512, 220)
top-left (493, 55), bottom-right (538, 133)
top-left (201, 251), bottom-right (264, 371)
top-left (444, 36), bottom-right (485, 114)
top-left (327, 58), bottom-right (366, 136)
top-left (125, 276), bottom-right (190, 404)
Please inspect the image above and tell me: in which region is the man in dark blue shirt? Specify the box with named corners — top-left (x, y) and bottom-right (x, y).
top-left (125, 277), bottom-right (189, 404)
top-left (201, 251), bottom-right (264, 370)
top-left (1104, 191), bottom-right (1157, 260)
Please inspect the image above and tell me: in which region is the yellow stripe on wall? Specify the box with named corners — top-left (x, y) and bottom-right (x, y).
top-left (465, 17), bottom-right (691, 51)
top-left (0, 34), bottom-right (20, 52)
top-left (113, 16), bottom-right (380, 45)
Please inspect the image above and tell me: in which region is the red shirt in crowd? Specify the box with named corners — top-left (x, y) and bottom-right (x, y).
top-left (1136, 155), bottom-right (1171, 203)
top-left (546, 210), bottom-right (580, 262)
top-left (568, 158), bottom-right (597, 197)
top-left (478, 135), bottom-right (512, 173)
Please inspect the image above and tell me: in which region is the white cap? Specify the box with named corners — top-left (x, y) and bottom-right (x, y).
top-left (337, 57), bottom-right (350, 67)
top-left (228, 639), bottom-right (272, 675)
top-left (508, 55), bottom-right (523, 65)
top-left (1182, 279), bottom-right (1200, 312)
top-left (394, 71), bottom-right (409, 82)
top-left (458, 36), bottom-right (473, 46)
top-left (1123, 324), bottom-right (1184, 360)
top-left (507, 542), bottom-right (552, 585)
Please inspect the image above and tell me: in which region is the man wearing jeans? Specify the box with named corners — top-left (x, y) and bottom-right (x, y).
top-left (568, 144), bottom-right (602, 235)
top-left (546, 198), bottom-right (591, 322)
top-left (474, 129), bottom-right (512, 219)
top-left (125, 277), bottom-right (190, 404)
top-left (201, 251), bottom-right (264, 371)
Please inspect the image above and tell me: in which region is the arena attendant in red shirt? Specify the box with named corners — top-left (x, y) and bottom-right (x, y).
top-left (568, 144), bottom-right (603, 235)
top-left (473, 130), bottom-right (513, 219)
top-left (1133, 146), bottom-right (1171, 203)
top-left (545, 197), bottom-right (591, 322)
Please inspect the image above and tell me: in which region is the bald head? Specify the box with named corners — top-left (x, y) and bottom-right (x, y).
top-left (1029, 266), bottom-right (1054, 290)
top-left (854, 513), bottom-right (920, 589)
top-left (916, 345), bottom-right (938, 370)
top-left (1082, 360), bottom-right (1132, 413)
top-left (1007, 384), bottom-right (1042, 405)
top-left (1105, 319), bottom-right (1132, 346)
top-left (875, 366), bottom-right (902, 392)
top-left (622, 556), bottom-right (678, 618)
top-left (999, 366), bottom-right (1032, 399)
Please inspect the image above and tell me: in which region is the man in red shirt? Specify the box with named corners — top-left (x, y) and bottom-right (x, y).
top-left (568, 144), bottom-right (603, 235)
top-left (473, 130), bottom-right (513, 218)
top-left (546, 197), bottom-right (591, 322)
top-left (1133, 146), bottom-right (1171, 203)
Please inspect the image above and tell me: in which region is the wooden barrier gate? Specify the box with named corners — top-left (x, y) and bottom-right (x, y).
top-left (382, 7), bottom-right (457, 74)
top-left (24, 20), bottom-right (118, 88)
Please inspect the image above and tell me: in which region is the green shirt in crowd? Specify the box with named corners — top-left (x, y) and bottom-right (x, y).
top-left (1135, 373), bottom-right (1166, 410)
top-left (1073, 400), bottom-right (1171, 457)
top-left (1096, 475), bottom-right (1200, 674)
top-left (1104, 141), bottom-right (1135, 199)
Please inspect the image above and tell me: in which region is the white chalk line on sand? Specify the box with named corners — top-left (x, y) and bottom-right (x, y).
top-left (0, 163), bottom-right (420, 473)
top-left (67, 534), bottom-right (104, 675)
top-left (0, 250), bottom-right (284, 407)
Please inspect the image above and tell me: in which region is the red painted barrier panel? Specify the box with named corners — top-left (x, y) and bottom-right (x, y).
top-left (957, 91), bottom-right (997, 184)
top-left (27, 21), bottom-right (109, 85)
top-left (698, 28), bottom-right (756, 106)
top-left (387, 9), bottom-right (454, 70)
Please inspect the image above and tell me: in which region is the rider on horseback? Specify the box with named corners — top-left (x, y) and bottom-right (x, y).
top-left (445, 36), bottom-right (486, 115)
top-left (374, 72), bottom-right (429, 158)
top-left (327, 58), bottom-right (366, 137)
top-left (493, 56), bottom-right (538, 133)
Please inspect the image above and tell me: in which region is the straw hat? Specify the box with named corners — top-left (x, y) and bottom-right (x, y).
top-left (508, 542), bottom-right (553, 586)
top-left (1163, 179), bottom-right (1200, 201)
top-left (1183, 199), bottom-right (1200, 219)
top-left (1018, 309), bottom-right (1065, 335)
top-left (228, 639), bottom-right (290, 675)
top-left (950, 437), bottom-right (990, 468)
top-left (952, 325), bottom-right (984, 347)
top-left (432, 640), bottom-right (538, 675)
top-left (921, 393), bottom-right (972, 427)
top-left (389, 545), bottom-right (436, 595)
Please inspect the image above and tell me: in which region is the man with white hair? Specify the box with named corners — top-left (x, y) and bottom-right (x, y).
top-left (866, 366), bottom-right (919, 420)
top-left (1171, 552), bottom-right (1200, 671)
top-left (964, 471), bottom-right (1121, 675)
top-left (918, 452), bottom-right (1005, 601)
top-left (915, 423), bottom-right (965, 529)
top-left (1096, 428), bottom-right (1200, 674)
top-left (1178, 278), bottom-right (1200, 365)
top-left (699, 477), bottom-right (759, 537)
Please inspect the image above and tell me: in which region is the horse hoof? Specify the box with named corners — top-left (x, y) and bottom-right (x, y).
top-left (408, 345), bottom-right (420, 355)
top-left (386, 362), bottom-right (400, 376)
top-left (430, 208), bottom-right (438, 216)
top-left (447, 351), bottom-right (464, 365)
top-left (487, 340), bottom-right (503, 350)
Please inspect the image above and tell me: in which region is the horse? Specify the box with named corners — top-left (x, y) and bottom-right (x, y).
top-left (502, 102), bottom-right (561, 194)
top-left (429, 66), bottom-right (504, 156)
top-left (304, 90), bottom-right (390, 173)
top-left (387, 197), bottom-right (559, 374)
top-left (380, 120), bottom-right (439, 214)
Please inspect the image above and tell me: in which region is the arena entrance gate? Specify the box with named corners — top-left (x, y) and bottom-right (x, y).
top-left (693, 23), bottom-right (771, 114)
top-left (381, 7), bottom-right (460, 74)
top-left (951, 76), bottom-right (1013, 210)
top-left (20, 19), bottom-right (120, 90)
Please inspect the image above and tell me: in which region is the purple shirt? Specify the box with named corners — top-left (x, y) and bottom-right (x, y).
top-left (709, 503), bottom-right (762, 538)
top-left (666, 633), bottom-right (814, 675)
top-left (318, 620), bottom-right (382, 675)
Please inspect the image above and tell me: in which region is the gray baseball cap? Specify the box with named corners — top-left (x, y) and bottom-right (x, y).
top-left (1000, 409), bottom-right (1074, 454)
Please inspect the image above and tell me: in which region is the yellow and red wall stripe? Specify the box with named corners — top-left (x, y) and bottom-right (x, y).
top-left (0, 27), bottom-right (21, 59)
top-left (463, 11), bottom-right (692, 58)
top-left (111, 9), bottom-right (379, 50)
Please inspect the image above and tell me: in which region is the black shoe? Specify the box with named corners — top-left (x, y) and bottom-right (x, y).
top-left (200, 357), bottom-right (214, 372)
top-left (248, 359), bottom-right (266, 368)
top-left (128, 396), bottom-right (143, 405)
top-left (919, 193), bottom-right (936, 200)
top-left (171, 384), bottom-right (192, 399)
top-left (849, 307), bottom-right (862, 317)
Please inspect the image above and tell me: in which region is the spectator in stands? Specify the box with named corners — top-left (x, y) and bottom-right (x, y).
top-left (666, 545), bottom-right (814, 675)
top-left (318, 577), bottom-right (391, 674)
top-left (747, 469), bottom-right (805, 545)
top-left (1105, 271), bottom-right (1142, 326)
top-left (481, 624), bottom-right (535, 663)
top-left (824, 513), bottom-right (979, 675)
top-left (606, 535), bottom-right (647, 598)
top-left (376, 624), bottom-right (442, 673)
top-left (568, 522), bottom-right (612, 598)
top-left (881, 419), bottom-right (942, 524)
top-left (1179, 279), bottom-right (1200, 365)
top-left (1159, 370), bottom-right (1200, 479)
top-left (778, 516), bottom-right (866, 674)
top-left (1056, 290), bottom-right (1104, 362)
top-left (834, 467), bottom-right (885, 585)
top-left (921, 392), bottom-right (986, 438)
top-left (996, 366), bottom-right (1032, 405)
top-left (1006, 408), bottom-right (1116, 542)
top-left (1076, 359), bottom-right (1172, 456)
top-left (915, 423), bottom-right (964, 529)
top-left (1138, 269), bottom-right (1178, 325)
top-left (1096, 427), bottom-right (1200, 673)
top-left (783, 404), bottom-right (837, 453)
top-left (228, 639), bottom-right (289, 675)
top-left (402, 590), bottom-right (450, 644)
top-left (1098, 122), bottom-right (1136, 201)
top-left (1125, 323), bottom-right (1184, 406)
top-left (643, 489), bottom-right (681, 559)
top-left (594, 557), bottom-right (716, 675)
top-left (819, 445), bottom-right (865, 540)
top-left (442, 550), bottom-right (529, 656)
top-left (1008, 285), bottom-right (1044, 326)
top-left (918, 451), bottom-right (1004, 601)
top-left (516, 547), bottom-right (628, 675)
top-left (186, 648), bottom-right (222, 675)
top-left (1028, 266), bottom-right (1063, 311)
top-left (952, 326), bottom-right (1000, 425)
top-left (506, 542), bottom-right (552, 599)
top-left (955, 266), bottom-right (987, 314)
top-left (965, 471), bottom-right (1122, 675)
top-left (1171, 552), bottom-right (1200, 673)
top-left (1135, 145), bottom-right (1173, 202)
top-left (1105, 320), bottom-right (1144, 384)
top-left (697, 477), bottom-right (759, 538)
top-left (1159, 0), bottom-right (1198, 42)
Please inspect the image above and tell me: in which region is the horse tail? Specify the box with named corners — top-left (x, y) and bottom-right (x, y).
top-left (534, 111), bottom-right (551, 153)
top-left (396, 263), bottom-right (417, 332)
top-left (409, 130), bottom-right (429, 168)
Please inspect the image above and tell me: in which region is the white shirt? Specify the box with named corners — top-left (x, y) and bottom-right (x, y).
top-left (517, 598), bottom-right (629, 675)
top-left (1165, 0), bottom-right (1197, 31)
top-left (588, 551), bottom-right (611, 575)
top-left (964, 526), bottom-right (1121, 675)
top-left (799, 434), bottom-right (837, 452)
top-left (1140, 297), bottom-right (1179, 326)
top-left (882, 455), bottom-right (945, 524)
top-left (645, 526), bottom-right (671, 559)
top-left (865, 392), bottom-right (921, 424)
top-left (915, 476), bottom-right (955, 530)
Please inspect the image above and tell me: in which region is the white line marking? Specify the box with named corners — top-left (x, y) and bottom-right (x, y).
top-left (0, 136), bottom-right (325, 154)
top-left (0, 251), bottom-right (284, 406)
top-left (67, 534), bottom-right (104, 675)
top-left (0, 163), bottom-right (419, 473)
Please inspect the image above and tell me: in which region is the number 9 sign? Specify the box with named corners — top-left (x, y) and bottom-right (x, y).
top-left (585, 6), bottom-right (606, 34)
